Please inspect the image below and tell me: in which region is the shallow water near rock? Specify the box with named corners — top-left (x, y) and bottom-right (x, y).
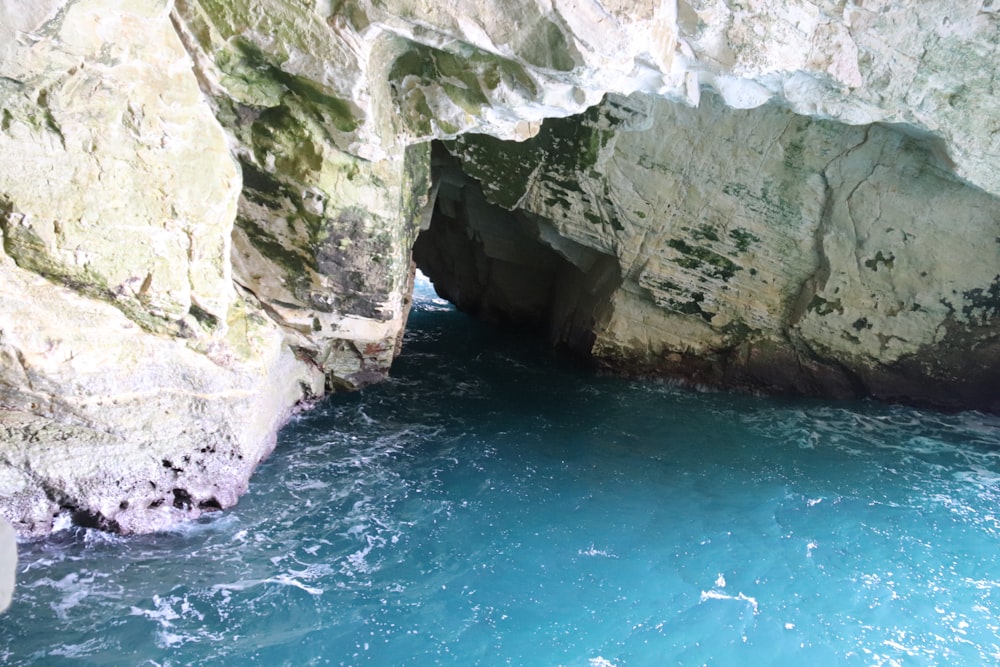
top-left (3, 276), bottom-right (1000, 666)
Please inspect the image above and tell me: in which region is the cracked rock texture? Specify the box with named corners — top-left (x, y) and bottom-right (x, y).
top-left (1, 0), bottom-right (999, 535)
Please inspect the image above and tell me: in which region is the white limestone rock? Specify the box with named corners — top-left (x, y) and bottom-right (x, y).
top-left (226, 139), bottom-right (431, 390)
top-left (1, 0), bottom-right (999, 537)
top-left (169, 0), bottom-right (1000, 199)
top-left (431, 92), bottom-right (1000, 409)
top-left (0, 0), bottom-right (322, 536)
top-left (169, 0), bottom-right (1000, 408)
top-left (0, 0), bottom-right (239, 329)
top-left (676, 0), bottom-right (1000, 195)
top-left (0, 245), bottom-right (322, 536)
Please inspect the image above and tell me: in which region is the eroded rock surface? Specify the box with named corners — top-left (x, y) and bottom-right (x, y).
top-left (0, 0), bottom-right (325, 536)
top-left (1, 0), bottom-right (998, 535)
top-left (420, 93), bottom-right (1000, 410)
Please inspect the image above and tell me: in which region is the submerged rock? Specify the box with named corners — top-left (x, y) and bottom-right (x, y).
top-left (0, 0), bottom-right (998, 535)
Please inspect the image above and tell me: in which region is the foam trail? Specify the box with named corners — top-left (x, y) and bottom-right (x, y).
top-left (699, 590), bottom-right (760, 615)
top-left (212, 576), bottom-right (323, 596)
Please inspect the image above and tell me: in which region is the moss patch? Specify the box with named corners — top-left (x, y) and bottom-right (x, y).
top-left (728, 228), bottom-right (760, 252)
top-left (666, 238), bottom-right (741, 281)
top-left (807, 295), bottom-right (844, 316)
top-left (218, 38), bottom-right (360, 134)
top-left (445, 98), bottom-right (624, 215)
top-left (962, 276), bottom-right (1000, 325)
top-left (664, 291), bottom-right (713, 322)
top-left (863, 250), bottom-right (895, 271)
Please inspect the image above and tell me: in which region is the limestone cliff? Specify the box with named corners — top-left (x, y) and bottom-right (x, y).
top-left (1, 0), bottom-right (998, 535)
top-left (0, 0), bottom-right (327, 536)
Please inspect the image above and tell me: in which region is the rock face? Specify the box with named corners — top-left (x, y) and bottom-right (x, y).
top-left (0, 0), bottom-right (322, 536)
top-left (418, 93), bottom-right (1000, 410)
top-left (1, 0), bottom-right (998, 535)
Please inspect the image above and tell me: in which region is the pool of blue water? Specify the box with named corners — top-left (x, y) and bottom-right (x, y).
top-left (3, 277), bottom-right (1000, 666)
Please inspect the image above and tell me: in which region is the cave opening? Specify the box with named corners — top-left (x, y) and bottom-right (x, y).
top-left (402, 89), bottom-right (1000, 414)
top-left (411, 140), bottom-right (621, 363)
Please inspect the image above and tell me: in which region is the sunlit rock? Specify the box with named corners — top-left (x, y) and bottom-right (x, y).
top-left (1, 0), bottom-right (998, 535)
top-left (0, 0), bottom-right (321, 536)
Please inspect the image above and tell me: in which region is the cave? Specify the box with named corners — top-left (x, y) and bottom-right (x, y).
top-left (413, 141), bottom-right (621, 359)
top-left (409, 93), bottom-right (1000, 414)
top-left (5, 0), bottom-right (1000, 661)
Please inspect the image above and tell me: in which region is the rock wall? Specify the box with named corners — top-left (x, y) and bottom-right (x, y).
top-left (0, 0), bottom-right (323, 536)
top-left (420, 93), bottom-right (1000, 410)
top-left (1, 0), bottom-right (998, 535)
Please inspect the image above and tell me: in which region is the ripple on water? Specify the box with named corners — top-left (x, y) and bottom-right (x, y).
top-left (4, 276), bottom-right (1000, 665)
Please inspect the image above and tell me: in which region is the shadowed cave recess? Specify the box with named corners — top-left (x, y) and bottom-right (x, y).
top-left (413, 142), bottom-right (621, 359)
top-left (410, 95), bottom-right (1000, 414)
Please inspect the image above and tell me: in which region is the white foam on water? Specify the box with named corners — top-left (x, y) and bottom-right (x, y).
top-left (588, 657), bottom-right (617, 667)
top-left (286, 478), bottom-right (330, 492)
top-left (577, 545), bottom-right (618, 558)
top-left (699, 589), bottom-right (760, 614)
top-left (211, 575), bottom-right (323, 596)
top-left (26, 571), bottom-right (119, 621)
top-left (47, 637), bottom-right (106, 658)
top-left (954, 466), bottom-right (1000, 488)
top-left (270, 573), bottom-right (324, 595)
top-left (157, 631), bottom-right (191, 648)
top-left (128, 593), bottom-right (230, 650)
top-left (50, 512), bottom-right (74, 533)
top-left (50, 585), bottom-right (91, 621)
top-left (286, 561), bottom-right (337, 580)
top-left (80, 527), bottom-right (131, 547)
top-left (341, 540), bottom-right (380, 577)
top-left (356, 407), bottom-right (377, 425)
top-left (130, 594), bottom-right (182, 627)
top-left (155, 626), bottom-right (226, 650)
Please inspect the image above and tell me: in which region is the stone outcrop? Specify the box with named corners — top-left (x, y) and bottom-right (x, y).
top-left (0, 0), bottom-right (328, 536)
top-left (1, 0), bottom-right (998, 535)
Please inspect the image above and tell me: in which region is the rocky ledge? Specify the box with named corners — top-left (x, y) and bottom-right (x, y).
top-left (1, 0), bottom-right (997, 536)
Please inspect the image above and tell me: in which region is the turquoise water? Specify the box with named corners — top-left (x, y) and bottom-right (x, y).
top-left (3, 278), bottom-right (1000, 666)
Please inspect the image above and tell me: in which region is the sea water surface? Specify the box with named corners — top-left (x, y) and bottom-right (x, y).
top-left (3, 275), bottom-right (1000, 666)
